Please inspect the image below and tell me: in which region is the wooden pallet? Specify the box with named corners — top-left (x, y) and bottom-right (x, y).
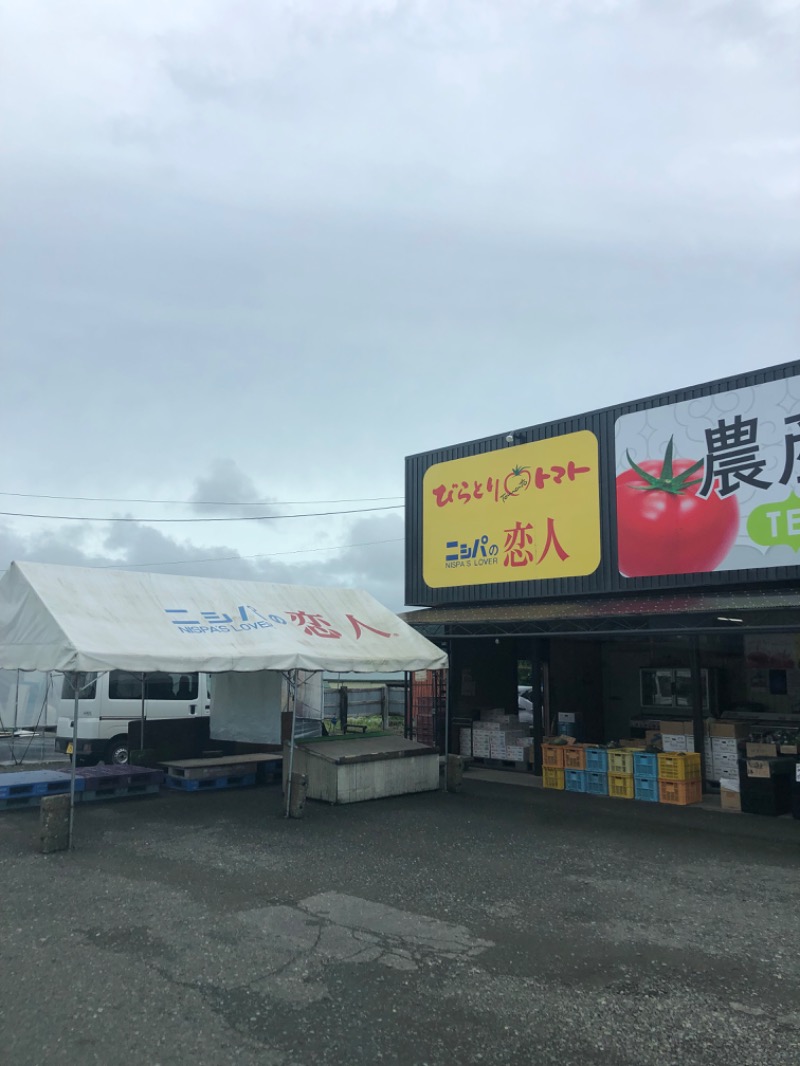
top-left (162, 753), bottom-right (281, 781)
top-left (165, 773), bottom-right (256, 792)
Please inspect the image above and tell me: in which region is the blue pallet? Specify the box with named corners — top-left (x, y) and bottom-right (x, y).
top-left (80, 783), bottom-right (160, 802)
top-left (165, 773), bottom-right (257, 792)
top-left (0, 795), bottom-right (43, 811)
top-left (633, 752), bottom-right (659, 780)
top-left (584, 748), bottom-right (608, 773)
top-left (634, 776), bottom-right (659, 802)
top-left (565, 769), bottom-right (587, 793)
top-left (585, 770), bottom-right (608, 796)
top-left (0, 770), bottom-right (81, 799)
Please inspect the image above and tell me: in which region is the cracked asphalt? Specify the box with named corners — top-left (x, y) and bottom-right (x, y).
top-left (1, 774), bottom-right (799, 1065)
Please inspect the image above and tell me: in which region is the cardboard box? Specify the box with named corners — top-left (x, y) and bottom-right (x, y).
top-left (779, 744), bottom-right (799, 755)
top-left (706, 721), bottom-right (749, 739)
top-left (662, 734), bottom-right (688, 752)
top-left (506, 745), bottom-right (526, 762)
top-left (720, 788), bottom-right (742, 812)
top-left (660, 720), bottom-right (693, 736)
top-left (746, 742), bottom-right (779, 758)
top-left (743, 758), bottom-right (797, 779)
top-left (711, 737), bottom-right (739, 756)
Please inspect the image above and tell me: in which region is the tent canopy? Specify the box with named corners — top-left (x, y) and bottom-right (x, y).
top-left (0, 562), bottom-right (448, 675)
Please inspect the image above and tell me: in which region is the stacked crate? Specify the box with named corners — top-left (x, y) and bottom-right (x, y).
top-left (657, 752), bottom-right (702, 805)
top-left (607, 748), bottom-right (635, 799)
top-left (584, 746), bottom-right (609, 795)
top-left (541, 742), bottom-right (565, 790)
top-left (563, 744), bottom-right (587, 792)
top-left (632, 751), bottom-right (659, 802)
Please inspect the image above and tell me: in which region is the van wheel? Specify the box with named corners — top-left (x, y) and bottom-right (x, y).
top-left (106, 737), bottom-right (129, 765)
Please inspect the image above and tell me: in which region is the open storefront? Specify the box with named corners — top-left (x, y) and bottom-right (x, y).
top-left (404, 360), bottom-right (800, 819)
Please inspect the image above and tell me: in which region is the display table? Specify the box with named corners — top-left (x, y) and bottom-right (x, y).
top-left (286, 735), bottom-right (439, 804)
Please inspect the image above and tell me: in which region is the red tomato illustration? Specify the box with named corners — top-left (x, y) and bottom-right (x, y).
top-left (616, 439), bottom-right (739, 577)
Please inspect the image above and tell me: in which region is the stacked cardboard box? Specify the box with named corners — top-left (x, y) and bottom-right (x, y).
top-left (469, 710), bottom-right (530, 763)
top-left (660, 721), bottom-right (695, 752)
top-left (703, 722), bottom-right (747, 781)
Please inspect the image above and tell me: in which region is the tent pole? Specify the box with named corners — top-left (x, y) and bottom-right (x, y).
top-left (13, 668), bottom-right (20, 734)
top-left (285, 670), bottom-right (297, 818)
top-left (139, 672), bottom-right (146, 758)
top-left (68, 673), bottom-right (80, 849)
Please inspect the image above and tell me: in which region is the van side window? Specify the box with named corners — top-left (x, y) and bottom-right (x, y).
top-left (108, 671), bottom-right (143, 700)
top-left (107, 671), bottom-right (198, 701)
top-left (60, 674), bottom-right (97, 699)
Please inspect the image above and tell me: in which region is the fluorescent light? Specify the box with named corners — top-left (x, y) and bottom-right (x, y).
top-left (716, 616), bottom-right (743, 624)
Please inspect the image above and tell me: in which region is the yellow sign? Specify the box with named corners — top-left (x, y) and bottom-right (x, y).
top-left (422, 431), bottom-right (601, 588)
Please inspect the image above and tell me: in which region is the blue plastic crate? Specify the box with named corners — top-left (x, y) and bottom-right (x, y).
top-left (633, 752), bottom-right (659, 780)
top-left (634, 776), bottom-right (659, 802)
top-left (584, 748), bottom-right (608, 773)
top-left (564, 769), bottom-right (587, 793)
top-left (585, 770), bottom-right (608, 796)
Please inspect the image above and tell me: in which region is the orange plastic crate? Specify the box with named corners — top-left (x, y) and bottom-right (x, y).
top-left (659, 778), bottom-right (702, 805)
top-left (607, 750), bottom-right (635, 776)
top-left (657, 753), bottom-right (701, 782)
top-left (542, 744), bottom-right (565, 769)
top-left (608, 772), bottom-right (635, 799)
top-left (562, 745), bottom-right (586, 770)
top-left (542, 767), bottom-right (565, 790)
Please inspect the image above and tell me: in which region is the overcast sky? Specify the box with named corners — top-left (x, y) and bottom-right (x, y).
top-left (0, 0), bottom-right (797, 613)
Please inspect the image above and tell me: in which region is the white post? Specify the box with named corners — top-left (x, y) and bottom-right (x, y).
top-left (139, 672), bottom-right (146, 759)
top-left (284, 671), bottom-right (298, 818)
top-left (13, 669), bottom-right (20, 734)
top-left (68, 673), bottom-right (80, 849)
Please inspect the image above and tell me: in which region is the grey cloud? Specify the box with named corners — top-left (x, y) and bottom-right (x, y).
top-left (0, 510), bottom-right (407, 612)
top-left (188, 458), bottom-right (278, 518)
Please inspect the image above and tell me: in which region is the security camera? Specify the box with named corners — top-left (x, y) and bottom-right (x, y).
top-left (505, 434), bottom-right (515, 444)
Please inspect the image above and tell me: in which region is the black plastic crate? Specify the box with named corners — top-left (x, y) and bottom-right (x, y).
top-left (740, 776), bottom-right (792, 817)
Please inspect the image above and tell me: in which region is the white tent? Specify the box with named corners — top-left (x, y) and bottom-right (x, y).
top-left (0, 561), bottom-right (448, 835)
top-left (0, 561), bottom-right (448, 674)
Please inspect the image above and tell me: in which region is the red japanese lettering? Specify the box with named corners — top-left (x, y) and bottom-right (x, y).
top-left (503, 521), bottom-right (534, 568)
top-left (288, 611), bottom-right (342, 638)
top-left (431, 484), bottom-right (454, 507)
top-left (346, 615), bottom-right (394, 639)
top-left (456, 481), bottom-right (472, 504)
top-left (537, 517), bottom-right (569, 563)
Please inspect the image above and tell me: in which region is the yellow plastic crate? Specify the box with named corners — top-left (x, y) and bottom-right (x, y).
top-left (563, 745), bottom-right (586, 771)
top-left (608, 772), bottom-right (635, 799)
top-left (542, 744), bottom-right (565, 769)
top-left (543, 767), bottom-right (565, 790)
top-left (607, 750), bottom-right (635, 775)
top-left (657, 752), bottom-right (701, 782)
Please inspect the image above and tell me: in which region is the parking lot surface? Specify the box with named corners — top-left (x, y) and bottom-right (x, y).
top-left (1, 775), bottom-right (798, 1066)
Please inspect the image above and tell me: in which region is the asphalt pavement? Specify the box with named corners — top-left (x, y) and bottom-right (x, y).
top-left (0, 771), bottom-right (798, 1066)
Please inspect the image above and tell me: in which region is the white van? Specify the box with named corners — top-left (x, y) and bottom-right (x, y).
top-left (53, 670), bottom-right (210, 765)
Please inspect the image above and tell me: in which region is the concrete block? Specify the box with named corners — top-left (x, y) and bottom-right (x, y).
top-left (288, 773), bottom-right (308, 818)
top-left (446, 754), bottom-right (464, 792)
top-left (39, 793), bottom-right (71, 854)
